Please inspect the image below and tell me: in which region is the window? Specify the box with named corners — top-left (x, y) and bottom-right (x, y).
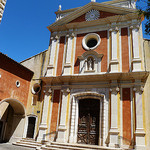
top-left (82, 33), bottom-right (101, 50)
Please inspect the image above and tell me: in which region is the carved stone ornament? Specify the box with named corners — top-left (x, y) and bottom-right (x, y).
top-left (110, 87), bottom-right (120, 94)
top-left (85, 10), bottom-right (100, 21)
top-left (43, 88), bottom-right (52, 95)
top-left (133, 86), bottom-right (144, 94)
top-left (66, 32), bottom-right (75, 38)
top-left (61, 88), bottom-right (70, 94)
top-left (50, 35), bottom-right (59, 40)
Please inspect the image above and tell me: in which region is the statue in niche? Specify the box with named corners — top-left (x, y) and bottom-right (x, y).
top-left (87, 57), bottom-right (94, 70)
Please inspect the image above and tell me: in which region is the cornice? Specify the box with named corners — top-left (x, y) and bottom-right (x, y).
top-left (48, 13), bottom-right (140, 32)
top-left (48, 2), bottom-right (136, 31)
top-left (41, 71), bottom-right (149, 85)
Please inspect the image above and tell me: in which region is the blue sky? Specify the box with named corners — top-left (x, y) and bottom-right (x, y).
top-left (0, 0), bottom-right (150, 62)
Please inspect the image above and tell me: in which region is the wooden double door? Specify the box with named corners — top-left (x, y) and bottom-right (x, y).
top-left (77, 99), bottom-right (100, 145)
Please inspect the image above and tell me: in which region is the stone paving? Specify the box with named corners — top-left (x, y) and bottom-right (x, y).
top-left (0, 143), bottom-right (35, 150)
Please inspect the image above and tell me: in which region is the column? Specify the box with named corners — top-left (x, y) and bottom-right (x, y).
top-left (109, 86), bottom-right (119, 148)
top-left (37, 87), bottom-right (52, 142)
top-left (46, 34), bottom-right (59, 76)
top-left (130, 25), bottom-right (142, 71)
top-left (56, 88), bottom-right (70, 143)
top-left (63, 32), bottom-right (75, 75)
top-left (109, 27), bottom-right (119, 72)
top-left (69, 96), bottom-right (76, 143)
top-left (133, 86), bottom-right (145, 150)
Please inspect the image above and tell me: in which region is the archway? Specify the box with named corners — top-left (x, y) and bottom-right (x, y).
top-left (0, 99), bottom-right (25, 143)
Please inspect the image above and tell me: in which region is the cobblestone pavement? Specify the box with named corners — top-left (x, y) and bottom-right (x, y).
top-left (0, 143), bottom-right (35, 150)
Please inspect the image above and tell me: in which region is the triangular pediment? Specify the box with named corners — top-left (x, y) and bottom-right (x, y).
top-left (47, 2), bottom-right (136, 31)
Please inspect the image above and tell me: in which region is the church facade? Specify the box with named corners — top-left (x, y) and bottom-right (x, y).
top-left (15, 0), bottom-right (150, 150)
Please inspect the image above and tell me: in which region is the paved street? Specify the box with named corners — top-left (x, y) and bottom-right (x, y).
top-left (0, 143), bottom-right (35, 150)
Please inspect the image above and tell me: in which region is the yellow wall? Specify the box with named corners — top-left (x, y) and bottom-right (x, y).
top-left (143, 40), bottom-right (150, 150)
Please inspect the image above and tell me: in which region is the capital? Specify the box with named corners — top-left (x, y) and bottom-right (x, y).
top-left (66, 32), bottom-right (75, 38)
top-left (61, 88), bottom-right (70, 94)
top-left (110, 87), bottom-right (119, 94)
top-left (133, 86), bottom-right (144, 94)
top-left (50, 35), bottom-right (59, 40)
top-left (43, 87), bottom-right (52, 96)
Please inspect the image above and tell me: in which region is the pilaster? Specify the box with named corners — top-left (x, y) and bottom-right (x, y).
top-left (133, 85), bottom-right (145, 150)
top-left (56, 88), bottom-right (70, 143)
top-left (130, 25), bottom-right (142, 72)
top-left (109, 86), bottom-right (120, 148)
top-left (46, 34), bottom-right (60, 76)
top-left (109, 26), bottom-right (119, 72)
top-left (37, 87), bottom-right (52, 142)
top-left (63, 31), bottom-right (75, 75)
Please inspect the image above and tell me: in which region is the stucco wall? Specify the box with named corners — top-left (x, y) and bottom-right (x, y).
top-left (0, 53), bottom-right (33, 107)
top-left (21, 49), bottom-right (50, 138)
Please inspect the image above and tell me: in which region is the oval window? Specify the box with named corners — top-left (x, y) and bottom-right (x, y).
top-left (32, 83), bottom-right (41, 95)
top-left (82, 33), bottom-right (100, 50)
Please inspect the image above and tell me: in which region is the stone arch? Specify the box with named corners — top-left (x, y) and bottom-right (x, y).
top-left (0, 98), bottom-right (26, 143)
top-left (0, 98), bottom-right (26, 115)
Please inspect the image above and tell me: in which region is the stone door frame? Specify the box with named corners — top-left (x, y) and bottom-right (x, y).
top-left (69, 92), bottom-right (104, 146)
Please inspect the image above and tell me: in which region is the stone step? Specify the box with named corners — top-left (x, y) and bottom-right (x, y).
top-left (13, 142), bottom-right (37, 149)
top-left (16, 140), bottom-right (42, 146)
top-left (50, 142), bottom-right (122, 150)
top-left (20, 139), bottom-right (41, 144)
top-left (41, 142), bottom-right (124, 150)
top-left (13, 138), bottom-right (42, 149)
top-left (44, 144), bottom-right (93, 150)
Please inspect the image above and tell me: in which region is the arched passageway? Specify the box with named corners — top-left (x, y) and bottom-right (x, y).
top-left (0, 99), bottom-right (25, 143)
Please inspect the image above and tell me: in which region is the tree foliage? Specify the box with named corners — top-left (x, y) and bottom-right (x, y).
top-left (138, 0), bottom-right (150, 34)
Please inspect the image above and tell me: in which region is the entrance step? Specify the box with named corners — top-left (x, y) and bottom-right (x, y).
top-left (41, 142), bottom-right (123, 150)
top-left (13, 138), bottom-right (42, 149)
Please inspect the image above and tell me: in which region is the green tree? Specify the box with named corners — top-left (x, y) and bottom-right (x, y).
top-left (138, 0), bottom-right (150, 34)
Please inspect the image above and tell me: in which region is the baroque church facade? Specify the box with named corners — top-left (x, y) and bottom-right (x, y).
top-left (2, 0), bottom-right (149, 150)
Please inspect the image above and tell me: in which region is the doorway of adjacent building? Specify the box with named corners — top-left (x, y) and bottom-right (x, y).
top-left (26, 117), bottom-right (36, 138)
top-left (0, 120), bottom-right (4, 142)
top-left (77, 99), bottom-right (100, 145)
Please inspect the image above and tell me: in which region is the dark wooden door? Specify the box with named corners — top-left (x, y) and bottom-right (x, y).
top-left (26, 117), bottom-right (36, 138)
top-left (77, 99), bottom-right (100, 145)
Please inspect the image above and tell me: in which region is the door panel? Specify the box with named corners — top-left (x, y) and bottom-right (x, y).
top-left (26, 117), bottom-right (36, 138)
top-left (77, 99), bottom-right (100, 145)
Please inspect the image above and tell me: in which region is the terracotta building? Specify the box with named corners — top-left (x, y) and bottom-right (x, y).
top-left (11, 0), bottom-right (150, 150)
top-left (0, 52), bottom-right (33, 143)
